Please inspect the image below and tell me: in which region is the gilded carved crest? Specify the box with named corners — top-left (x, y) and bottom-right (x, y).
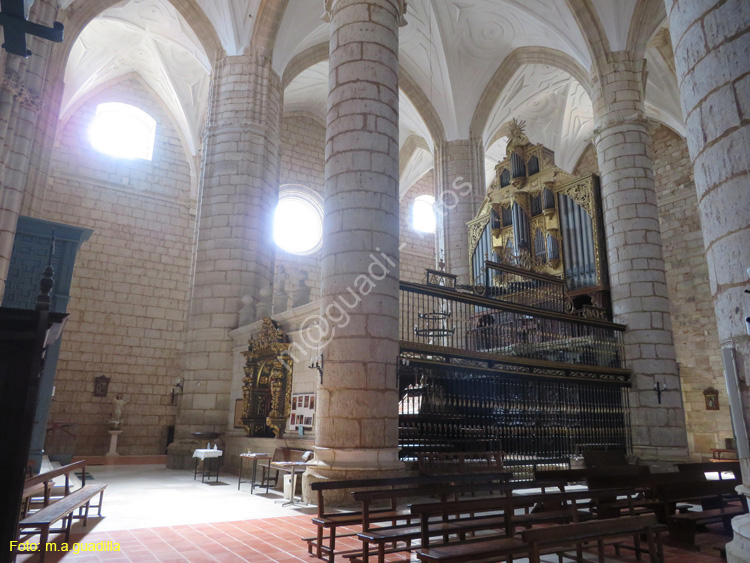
top-left (240, 318), bottom-right (294, 438)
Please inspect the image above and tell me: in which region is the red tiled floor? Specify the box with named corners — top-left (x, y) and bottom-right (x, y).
top-left (14, 514), bottom-right (730, 562)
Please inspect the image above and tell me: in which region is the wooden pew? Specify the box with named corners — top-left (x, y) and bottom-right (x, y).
top-left (412, 505), bottom-right (660, 563)
top-left (306, 472), bottom-right (512, 563)
top-left (656, 479), bottom-right (746, 549)
top-left (14, 483), bottom-right (106, 563)
top-left (21, 460), bottom-right (87, 517)
top-left (675, 461), bottom-right (740, 480)
top-left (522, 514), bottom-right (664, 563)
top-left (417, 451), bottom-right (504, 476)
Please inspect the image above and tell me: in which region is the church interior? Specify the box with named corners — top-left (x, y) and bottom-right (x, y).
top-left (2, 0), bottom-right (750, 561)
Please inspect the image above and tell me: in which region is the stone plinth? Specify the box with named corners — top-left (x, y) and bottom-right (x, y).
top-left (106, 430), bottom-right (123, 457)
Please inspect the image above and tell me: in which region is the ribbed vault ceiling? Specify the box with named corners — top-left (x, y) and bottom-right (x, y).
top-left (61, 0), bottom-right (683, 192)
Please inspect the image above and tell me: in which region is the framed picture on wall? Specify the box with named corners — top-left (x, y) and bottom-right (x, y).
top-left (234, 399), bottom-right (245, 428)
top-left (290, 393), bottom-right (315, 431)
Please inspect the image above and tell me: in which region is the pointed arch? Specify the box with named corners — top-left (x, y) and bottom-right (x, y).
top-left (399, 68), bottom-right (445, 145)
top-left (564, 0), bottom-right (610, 75)
top-left (54, 0), bottom-right (220, 76)
top-left (282, 43), bottom-right (329, 89)
top-left (470, 46), bottom-right (592, 141)
top-left (279, 43), bottom-right (445, 145)
top-left (627, 0), bottom-right (667, 61)
top-left (251, 0), bottom-right (289, 55)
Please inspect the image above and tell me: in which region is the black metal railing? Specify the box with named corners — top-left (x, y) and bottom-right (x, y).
top-left (481, 261), bottom-right (565, 312)
top-left (398, 360), bottom-right (631, 468)
top-left (401, 281), bottom-right (625, 370)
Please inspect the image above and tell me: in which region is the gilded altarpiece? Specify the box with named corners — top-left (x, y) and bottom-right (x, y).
top-left (241, 318), bottom-right (294, 438)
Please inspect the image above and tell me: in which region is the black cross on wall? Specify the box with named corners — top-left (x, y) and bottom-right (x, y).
top-left (0, 0), bottom-right (63, 57)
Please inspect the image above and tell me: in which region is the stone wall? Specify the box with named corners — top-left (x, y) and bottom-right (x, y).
top-left (650, 124), bottom-right (732, 458)
top-left (573, 124), bottom-right (731, 458)
top-left (272, 114), bottom-right (326, 313)
top-left (43, 77), bottom-right (196, 456)
top-left (399, 170), bottom-right (437, 283)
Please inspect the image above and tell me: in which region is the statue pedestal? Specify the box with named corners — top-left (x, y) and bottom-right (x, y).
top-left (106, 430), bottom-right (122, 457)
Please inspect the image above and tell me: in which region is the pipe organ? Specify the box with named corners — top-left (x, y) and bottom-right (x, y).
top-left (469, 119), bottom-right (610, 318)
top-left (398, 120), bottom-right (629, 474)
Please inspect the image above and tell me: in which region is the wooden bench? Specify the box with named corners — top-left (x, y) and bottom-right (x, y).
top-left (306, 472), bottom-right (512, 563)
top-left (356, 486), bottom-right (637, 563)
top-left (21, 460), bottom-right (87, 517)
top-left (417, 452), bottom-right (503, 476)
top-left (675, 461), bottom-right (740, 480)
top-left (656, 479), bottom-right (747, 549)
top-left (352, 480), bottom-right (524, 563)
top-left (15, 483), bottom-right (106, 563)
top-left (522, 514), bottom-right (664, 563)
top-left (413, 512), bottom-right (662, 563)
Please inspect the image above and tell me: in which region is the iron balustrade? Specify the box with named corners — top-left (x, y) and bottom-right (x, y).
top-left (478, 261), bottom-right (566, 313)
top-left (401, 281), bottom-right (625, 370)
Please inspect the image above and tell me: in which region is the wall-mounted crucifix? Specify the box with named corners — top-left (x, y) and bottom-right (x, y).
top-left (0, 0), bottom-right (63, 57)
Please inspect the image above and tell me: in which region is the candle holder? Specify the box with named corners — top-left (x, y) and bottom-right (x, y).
top-left (309, 354), bottom-right (323, 384)
top-left (654, 380), bottom-right (667, 404)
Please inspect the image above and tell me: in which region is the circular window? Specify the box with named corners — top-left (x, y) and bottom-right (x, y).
top-left (273, 187), bottom-right (324, 255)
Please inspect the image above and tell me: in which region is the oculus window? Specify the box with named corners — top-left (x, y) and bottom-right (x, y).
top-left (273, 186), bottom-right (324, 255)
top-left (89, 102), bottom-right (156, 160)
top-left (413, 195), bottom-right (436, 233)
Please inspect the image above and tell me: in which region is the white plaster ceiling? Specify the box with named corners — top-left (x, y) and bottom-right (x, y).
top-left (62, 0), bottom-right (210, 156)
top-left (283, 59), bottom-right (436, 197)
top-left (283, 61), bottom-right (328, 121)
top-left (400, 147), bottom-right (433, 198)
top-left (591, 0), bottom-right (638, 51)
top-left (483, 64), bottom-right (595, 175)
top-left (196, 0), bottom-right (261, 56)
top-left (645, 45), bottom-right (685, 136)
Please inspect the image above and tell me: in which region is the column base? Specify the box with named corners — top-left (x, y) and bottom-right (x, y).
top-left (727, 488), bottom-right (750, 563)
top-left (166, 438), bottom-right (203, 469)
top-left (302, 447), bottom-right (405, 506)
top-left (631, 445), bottom-right (690, 466)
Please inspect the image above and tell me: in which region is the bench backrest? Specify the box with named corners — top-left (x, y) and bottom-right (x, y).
top-left (675, 461), bottom-right (740, 479)
top-left (536, 465), bottom-right (650, 484)
top-left (521, 514), bottom-right (659, 545)
top-left (25, 460), bottom-right (86, 489)
top-left (417, 451), bottom-right (503, 475)
top-left (582, 448), bottom-right (627, 467)
top-left (312, 472), bottom-right (512, 516)
top-left (655, 478), bottom-right (740, 503)
top-left (587, 470), bottom-right (702, 495)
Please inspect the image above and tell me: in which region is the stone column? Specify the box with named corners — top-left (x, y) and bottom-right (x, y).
top-left (664, 2), bottom-right (750, 559)
top-left (0, 0), bottom-right (57, 301)
top-left (172, 50), bottom-right (281, 447)
top-left (305, 0), bottom-right (406, 490)
top-left (591, 52), bottom-right (688, 461)
top-left (434, 138), bottom-right (485, 285)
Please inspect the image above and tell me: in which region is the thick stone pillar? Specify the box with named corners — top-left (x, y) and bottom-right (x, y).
top-left (0, 0), bottom-right (57, 301)
top-left (305, 0), bottom-right (405, 488)
top-left (591, 52), bottom-right (688, 461)
top-left (663, 2), bottom-right (750, 559)
top-left (434, 138), bottom-right (485, 285)
top-left (174, 50), bottom-right (281, 442)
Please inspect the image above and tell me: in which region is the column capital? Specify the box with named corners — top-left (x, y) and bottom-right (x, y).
top-left (590, 51), bottom-right (648, 134)
top-left (322, 0), bottom-right (408, 26)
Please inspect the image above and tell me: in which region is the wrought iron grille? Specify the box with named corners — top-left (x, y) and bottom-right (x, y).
top-left (398, 360), bottom-right (632, 470)
top-left (482, 261), bottom-right (566, 313)
top-left (401, 281), bottom-right (625, 370)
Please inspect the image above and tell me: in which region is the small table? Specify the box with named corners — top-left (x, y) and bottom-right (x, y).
top-left (270, 461), bottom-right (313, 506)
top-left (238, 452), bottom-right (271, 492)
top-left (193, 449), bottom-right (223, 483)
